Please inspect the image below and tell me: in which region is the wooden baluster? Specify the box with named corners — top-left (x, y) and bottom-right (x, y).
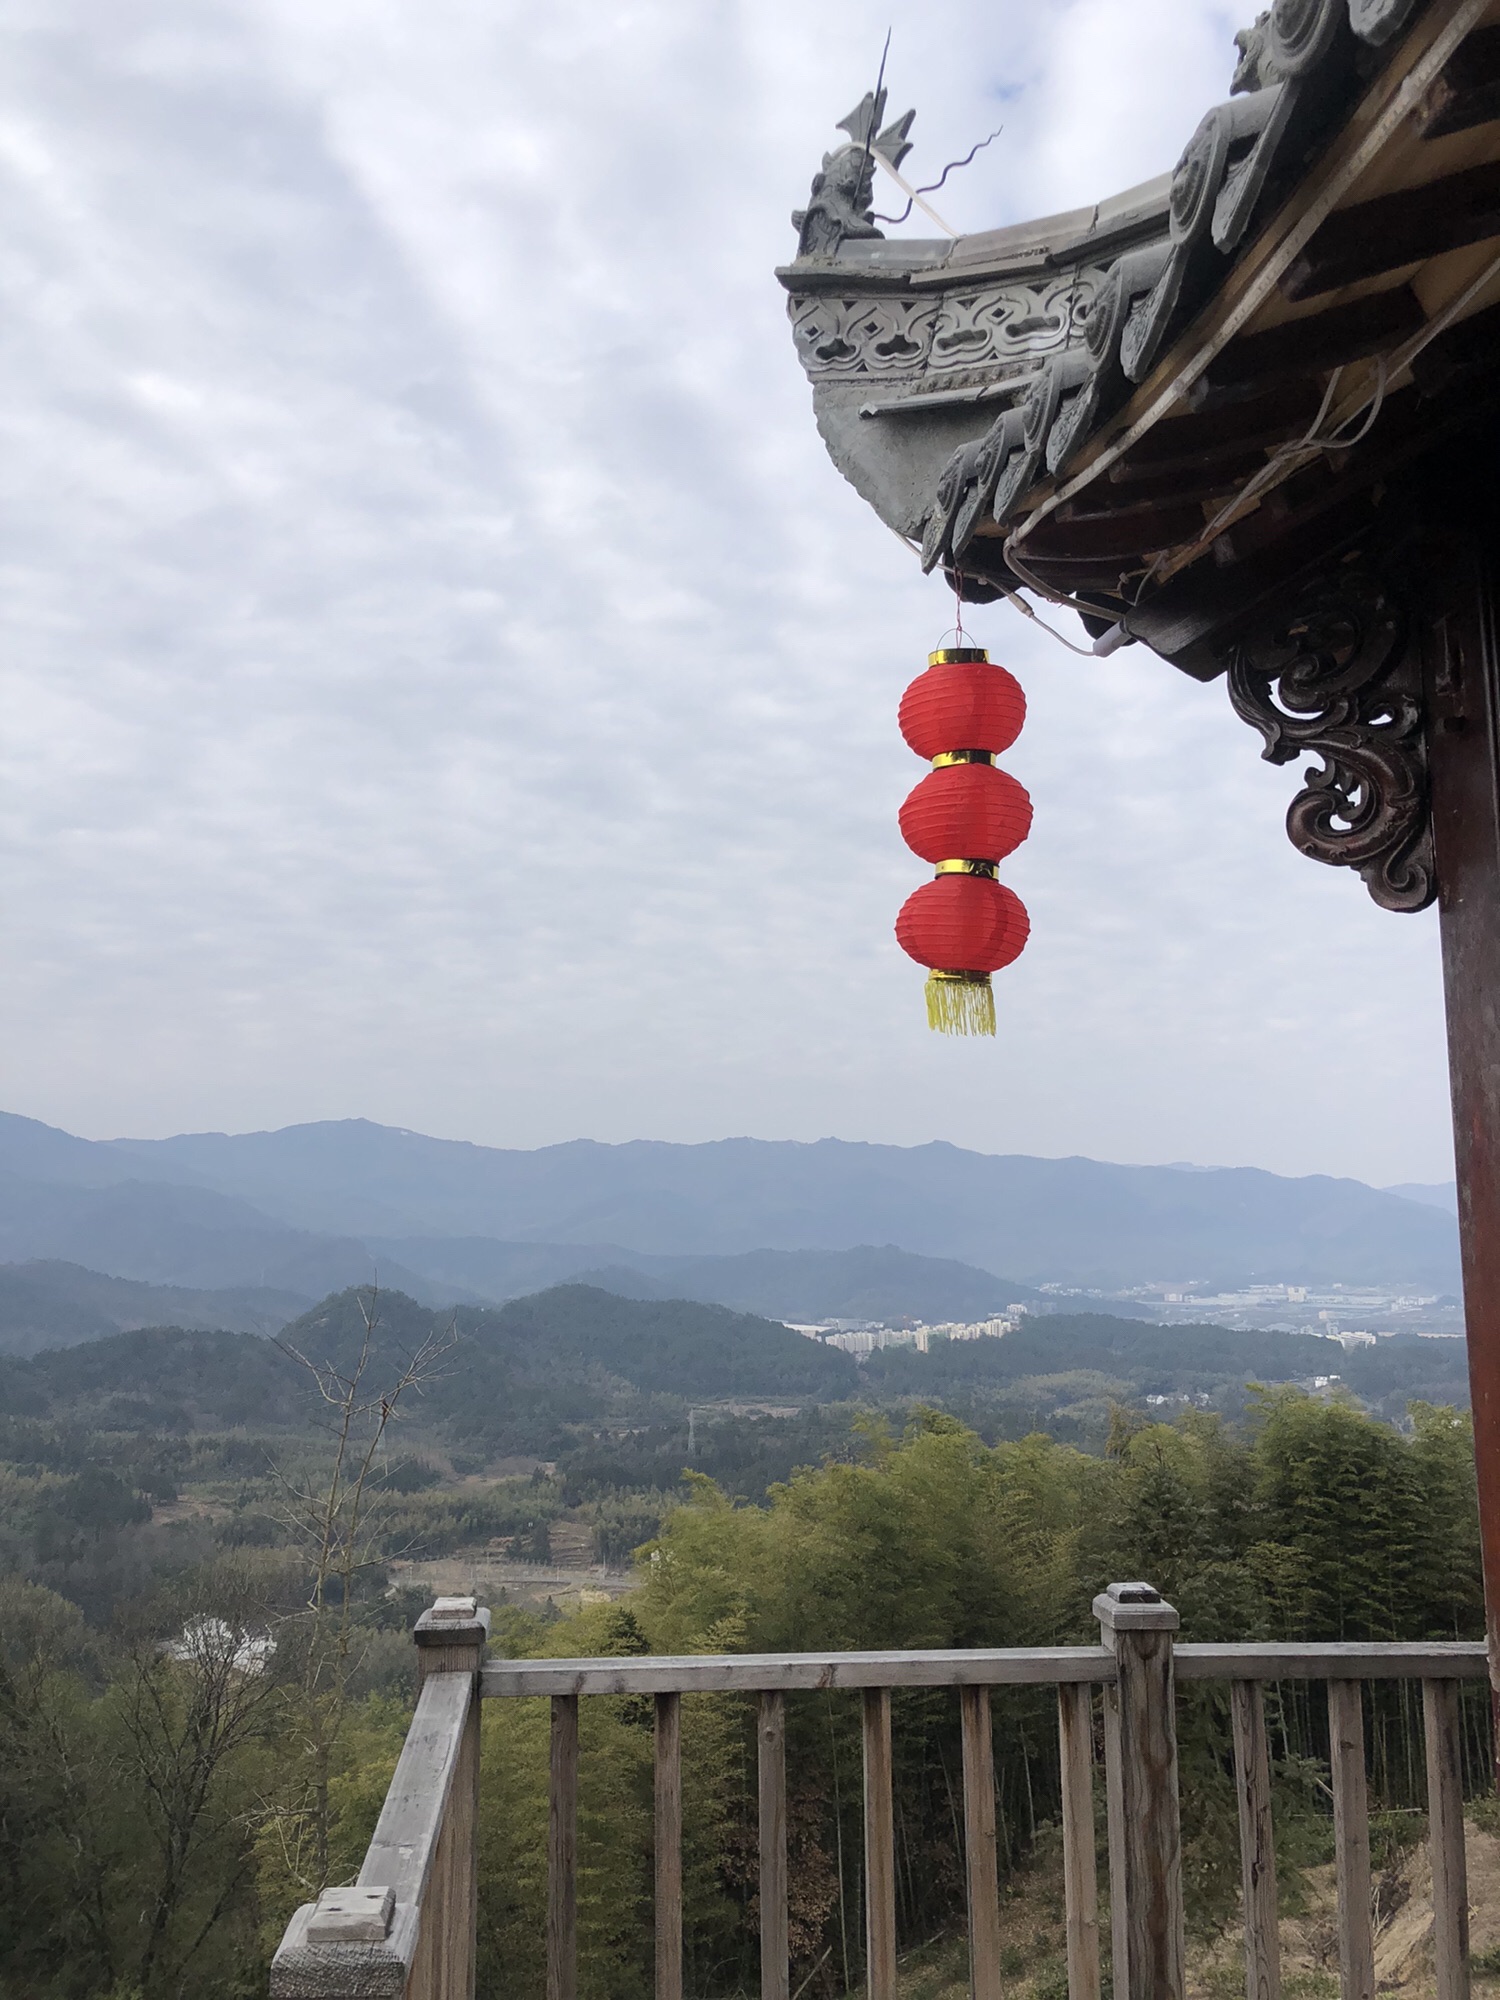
top-left (1424, 1679), bottom-right (1471, 2000)
top-left (408, 1873), bottom-right (441, 2000)
top-left (656, 1692), bottom-right (684, 2000)
top-left (1057, 1683), bottom-right (1101, 2000)
top-left (960, 1685), bottom-right (1003, 2000)
top-left (1327, 1681), bottom-right (1374, 2000)
top-left (418, 1807), bottom-right (454, 2000)
top-left (1231, 1682), bottom-right (1280, 2000)
top-left (863, 1689), bottom-right (898, 2000)
top-left (1094, 1583), bottom-right (1185, 2000)
top-left (759, 1691), bottom-right (789, 2000)
top-left (549, 1694), bottom-right (579, 2000)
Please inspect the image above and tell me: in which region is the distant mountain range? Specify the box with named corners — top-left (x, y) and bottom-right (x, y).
top-left (1383, 1182), bottom-right (1459, 1214)
top-left (0, 1112), bottom-right (1462, 1309)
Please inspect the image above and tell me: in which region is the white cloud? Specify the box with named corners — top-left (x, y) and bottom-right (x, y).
top-left (0, 0), bottom-right (1456, 1184)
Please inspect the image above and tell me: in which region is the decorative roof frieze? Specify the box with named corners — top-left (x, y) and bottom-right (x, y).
top-left (788, 271), bottom-right (1107, 387)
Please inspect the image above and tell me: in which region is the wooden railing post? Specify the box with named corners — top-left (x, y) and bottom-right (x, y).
top-left (413, 1597), bottom-right (488, 2000)
top-left (1057, 1682), bottom-right (1101, 2000)
top-left (759, 1691), bottom-right (789, 2000)
top-left (1094, 1581), bottom-right (1185, 2000)
top-left (549, 1694), bottom-right (579, 2000)
top-left (655, 1692), bottom-right (683, 2000)
top-left (1231, 1682), bottom-right (1280, 2000)
top-left (959, 1685), bottom-right (1003, 2000)
top-left (1328, 1681), bottom-right (1374, 2000)
top-left (863, 1688), bottom-right (897, 2000)
top-left (1424, 1679), bottom-right (1471, 2000)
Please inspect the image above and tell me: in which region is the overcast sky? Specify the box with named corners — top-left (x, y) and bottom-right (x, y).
top-left (0, 0), bottom-right (1457, 1185)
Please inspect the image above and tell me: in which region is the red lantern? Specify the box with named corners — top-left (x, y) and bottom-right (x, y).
top-left (899, 652), bottom-right (1025, 759)
top-left (898, 762), bottom-right (1032, 865)
top-left (897, 875), bottom-right (1030, 971)
top-left (895, 645), bottom-right (1031, 1036)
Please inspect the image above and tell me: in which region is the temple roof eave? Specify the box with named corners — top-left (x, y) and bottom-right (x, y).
top-left (775, 174), bottom-right (1174, 297)
top-left (780, 0), bottom-right (1500, 675)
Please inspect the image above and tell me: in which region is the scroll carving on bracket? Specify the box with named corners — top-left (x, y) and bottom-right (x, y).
top-left (1225, 568), bottom-right (1435, 912)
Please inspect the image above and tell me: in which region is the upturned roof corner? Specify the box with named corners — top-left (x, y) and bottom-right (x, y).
top-left (776, 0), bottom-right (1500, 699)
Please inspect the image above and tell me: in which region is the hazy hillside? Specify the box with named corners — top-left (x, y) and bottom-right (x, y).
top-left (0, 1261), bottom-right (310, 1355)
top-left (0, 1160), bottom-right (459, 1302)
top-left (0, 1111), bottom-right (1461, 1289)
top-left (378, 1238), bottom-right (1044, 1320)
top-left (1385, 1182), bottom-right (1459, 1214)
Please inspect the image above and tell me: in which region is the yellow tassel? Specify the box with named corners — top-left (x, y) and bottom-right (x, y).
top-left (924, 972), bottom-right (995, 1036)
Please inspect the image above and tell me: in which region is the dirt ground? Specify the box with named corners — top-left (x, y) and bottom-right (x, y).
top-left (385, 1551), bottom-right (634, 1614)
top-left (1240, 1820), bottom-right (1500, 2000)
top-left (876, 1818), bottom-right (1500, 2000)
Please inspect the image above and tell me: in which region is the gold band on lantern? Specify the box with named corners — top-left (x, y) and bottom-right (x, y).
top-left (934, 859), bottom-right (997, 878)
top-left (930, 749), bottom-right (994, 768)
top-left (928, 647), bottom-right (989, 666)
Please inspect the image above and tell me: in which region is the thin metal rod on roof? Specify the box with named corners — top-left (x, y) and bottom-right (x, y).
top-left (853, 29), bottom-right (893, 245)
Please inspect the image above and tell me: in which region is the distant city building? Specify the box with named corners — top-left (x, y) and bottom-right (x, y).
top-left (789, 1315), bottom-right (1016, 1358)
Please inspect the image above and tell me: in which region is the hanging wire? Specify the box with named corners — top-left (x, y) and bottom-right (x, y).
top-left (1000, 534), bottom-right (1131, 624)
top-left (998, 588), bottom-right (1100, 657)
top-left (1137, 362), bottom-right (1372, 591)
top-left (873, 126), bottom-right (1005, 226)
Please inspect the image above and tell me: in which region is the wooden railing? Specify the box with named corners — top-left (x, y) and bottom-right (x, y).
top-left (269, 1584), bottom-right (1489, 2000)
top-left (272, 1600), bottom-right (487, 1999)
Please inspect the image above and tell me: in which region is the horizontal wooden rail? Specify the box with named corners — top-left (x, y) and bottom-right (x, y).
top-left (483, 1645), bottom-right (1116, 1696)
top-left (1173, 1641), bottom-right (1488, 1681)
top-left (359, 1672), bottom-right (474, 1908)
top-left (483, 1639), bottom-right (1488, 1699)
top-left (271, 1670), bottom-right (474, 1997)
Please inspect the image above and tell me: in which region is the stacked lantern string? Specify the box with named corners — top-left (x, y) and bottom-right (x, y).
top-left (895, 646), bottom-right (1032, 1036)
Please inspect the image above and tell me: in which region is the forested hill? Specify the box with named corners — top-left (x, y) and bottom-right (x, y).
top-left (0, 1285), bottom-right (857, 1448)
top-left (0, 1284), bottom-right (1472, 1467)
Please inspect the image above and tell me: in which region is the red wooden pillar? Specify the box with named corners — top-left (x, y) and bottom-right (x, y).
top-left (1427, 532), bottom-right (1500, 1728)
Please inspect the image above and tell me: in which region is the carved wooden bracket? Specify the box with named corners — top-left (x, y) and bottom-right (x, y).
top-left (1225, 568), bottom-right (1435, 912)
